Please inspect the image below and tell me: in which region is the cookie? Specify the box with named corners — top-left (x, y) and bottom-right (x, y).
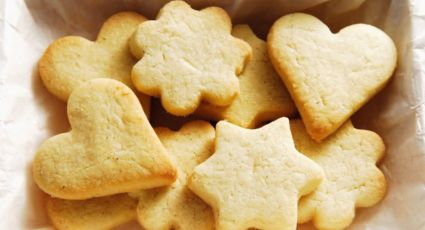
top-left (196, 24), bottom-right (296, 128)
top-left (290, 120), bottom-right (386, 230)
top-left (45, 121), bottom-right (215, 230)
top-left (136, 121), bottom-right (215, 230)
top-left (130, 0), bottom-right (252, 116)
top-left (33, 79), bottom-right (177, 200)
top-left (39, 12), bottom-right (151, 115)
top-left (46, 194), bottom-right (138, 230)
top-left (268, 13), bottom-right (397, 142)
top-left (188, 117), bottom-right (324, 230)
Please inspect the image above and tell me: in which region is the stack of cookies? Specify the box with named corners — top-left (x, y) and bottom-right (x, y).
top-left (34, 1), bottom-right (397, 229)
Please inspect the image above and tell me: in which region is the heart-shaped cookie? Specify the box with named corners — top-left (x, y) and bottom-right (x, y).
top-left (33, 79), bottom-right (177, 200)
top-left (268, 13), bottom-right (397, 142)
top-left (39, 12), bottom-right (150, 115)
top-left (44, 121), bottom-right (215, 230)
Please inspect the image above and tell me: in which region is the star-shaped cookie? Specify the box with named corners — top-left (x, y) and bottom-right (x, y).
top-left (196, 24), bottom-right (296, 128)
top-left (33, 79), bottom-right (176, 200)
top-left (39, 12), bottom-right (150, 115)
top-left (188, 117), bottom-right (324, 230)
top-left (268, 13), bottom-right (397, 142)
top-left (130, 0), bottom-right (252, 116)
top-left (290, 120), bottom-right (387, 230)
top-left (136, 120), bottom-right (215, 230)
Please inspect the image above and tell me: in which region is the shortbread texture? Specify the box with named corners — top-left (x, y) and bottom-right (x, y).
top-left (46, 194), bottom-right (138, 230)
top-left (137, 121), bottom-right (215, 230)
top-left (290, 120), bottom-right (386, 230)
top-left (33, 79), bottom-right (177, 200)
top-left (130, 0), bottom-right (252, 116)
top-left (39, 12), bottom-right (150, 115)
top-left (196, 24), bottom-right (296, 128)
top-left (45, 121), bottom-right (214, 230)
top-left (189, 117), bottom-right (324, 230)
top-left (268, 13), bottom-right (397, 142)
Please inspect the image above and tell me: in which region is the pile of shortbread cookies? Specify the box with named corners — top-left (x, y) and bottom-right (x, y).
top-left (33, 1), bottom-right (397, 230)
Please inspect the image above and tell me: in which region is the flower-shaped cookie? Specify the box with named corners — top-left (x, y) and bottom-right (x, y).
top-left (33, 79), bottom-right (176, 200)
top-left (130, 1), bottom-right (252, 116)
top-left (290, 120), bottom-right (386, 230)
top-left (196, 24), bottom-right (296, 128)
top-left (268, 13), bottom-right (397, 142)
top-left (39, 12), bottom-right (150, 114)
top-left (136, 121), bottom-right (215, 230)
top-left (189, 117), bottom-right (324, 230)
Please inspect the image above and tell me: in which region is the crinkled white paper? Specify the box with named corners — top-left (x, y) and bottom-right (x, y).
top-left (1, 0), bottom-right (425, 229)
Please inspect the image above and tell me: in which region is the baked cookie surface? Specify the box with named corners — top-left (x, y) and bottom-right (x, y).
top-left (45, 121), bottom-right (215, 230)
top-left (33, 79), bottom-right (176, 200)
top-left (130, 0), bottom-right (252, 116)
top-left (196, 24), bottom-right (296, 128)
top-left (291, 120), bottom-right (386, 230)
top-left (189, 117), bottom-right (323, 230)
top-left (268, 13), bottom-right (397, 141)
top-left (39, 12), bottom-right (150, 114)
top-left (46, 194), bottom-right (138, 230)
top-left (136, 121), bottom-right (215, 230)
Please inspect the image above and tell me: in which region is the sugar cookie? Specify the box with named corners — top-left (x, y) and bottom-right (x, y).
top-left (136, 121), bottom-right (215, 230)
top-left (268, 13), bottom-right (397, 141)
top-left (196, 24), bottom-right (296, 128)
top-left (189, 117), bottom-right (323, 230)
top-left (130, 1), bottom-right (252, 116)
top-left (46, 194), bottom-right (138, 230)
top-left (39, 12), bottom-right (150, 115)
top-left (290, 120), bottom-right (386, 230)
top-left (45, 121), bottom-right (215, 230)
top-left (33, 79), bottom-right (176, 200)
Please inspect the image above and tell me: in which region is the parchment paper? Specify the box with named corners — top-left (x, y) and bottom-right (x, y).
top-left (1, 0), bottom-right (425, 229)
